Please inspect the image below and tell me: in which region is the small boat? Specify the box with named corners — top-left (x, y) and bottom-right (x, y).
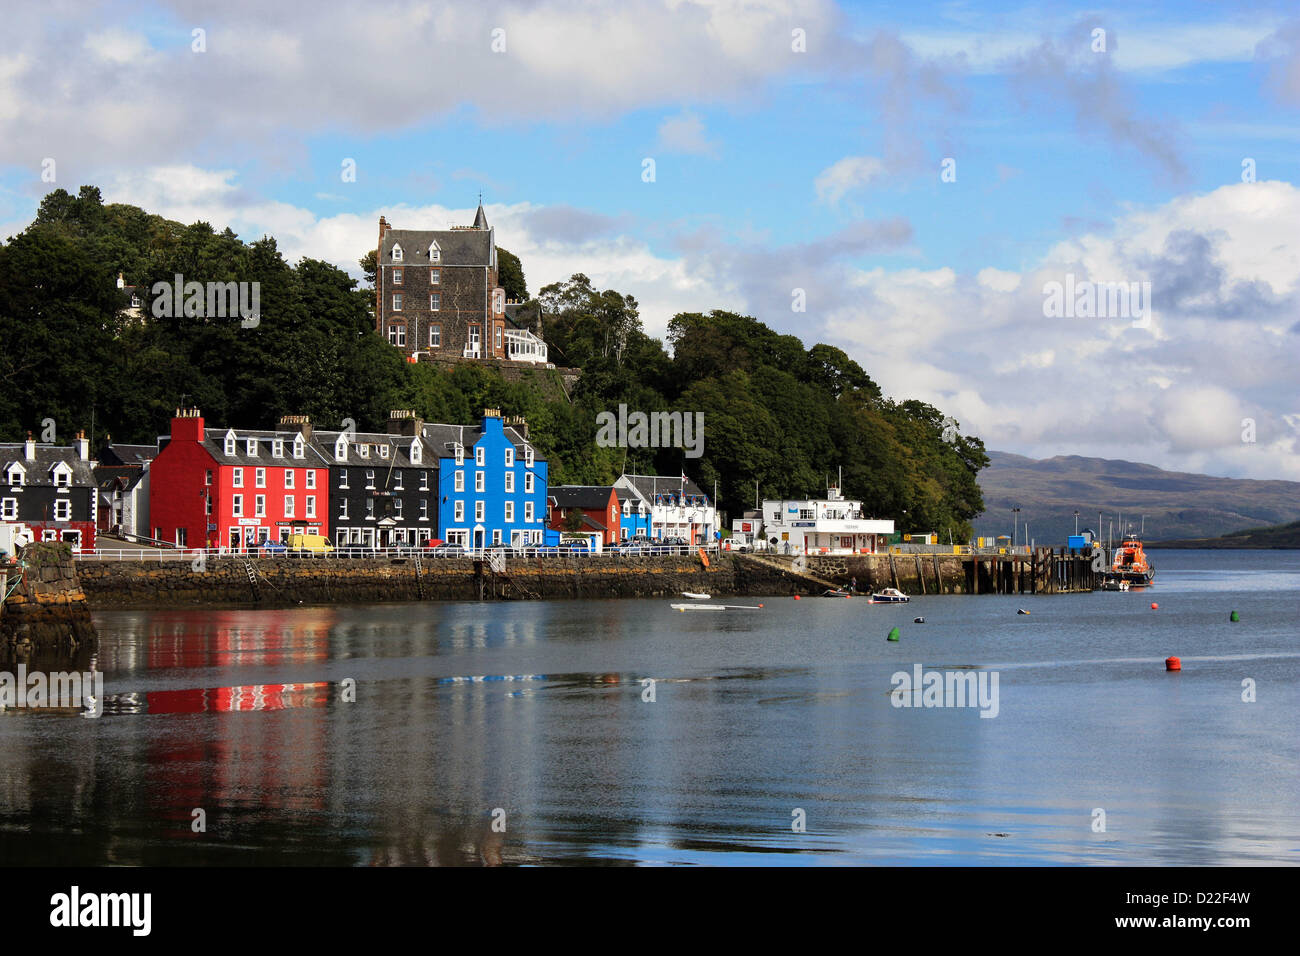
top-left (870, 588), bottom-right (909, 604)
top-left (681, 592), bottom-right (711, 600)
top-left (1100, 577), bottom-right (1130, 591)
top-left (822, 588), bottom-right (853, 597)
top-left (1108, 535), bottom-right (1155, 585)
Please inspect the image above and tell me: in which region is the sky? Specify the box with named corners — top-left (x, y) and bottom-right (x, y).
top-left (1, 0), bottom-right (1297, 481)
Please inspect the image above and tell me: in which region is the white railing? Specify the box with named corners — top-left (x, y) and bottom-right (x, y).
top-left (76, 544), bottom-right (723, 562)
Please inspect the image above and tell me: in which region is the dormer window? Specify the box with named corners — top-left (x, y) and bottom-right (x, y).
top-left (49, 462), bottom-right (72, 487)
top-left (224, 431), bottom-right (237, 456)
top-left (453, 443), bottom-right (463, 466)
top-left (293, 435), bottom-right (305, 459)
top-left (379, 445), bottom-right (389, 459)
top-left (428, 241), bottom-right (440, 262)
top-left (524, 446), bottom-right (534, 467)
top-left (5, 463), bottom-right (24, 486)
top-left (273, 439), bottom-right (284, 458)
top-left (334, 439), bottom-right (348, 462)
top-left (246, 438), bottom-right (258, 456)
top-left (358, 444), bottom-right (369, 458)
top-left (410, 440), bottom-right (422, 465)
top-left (391, 243), bottom-right (403, 262)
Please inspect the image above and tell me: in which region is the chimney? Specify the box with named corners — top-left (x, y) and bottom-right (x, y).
top-left (387, 409), bottom-right (422, 437)
top-left (506, 415), bottom-right (529, 441)
top-left (278, 414), bottom-right (313, 441)
top-left (24, 432), bottom-right (35, 461)
top-left (75, 429), bottom-right (89, 461)
top-left (170, 407), bottom-right (205, 443)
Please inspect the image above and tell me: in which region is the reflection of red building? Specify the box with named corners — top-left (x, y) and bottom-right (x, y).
top-left (150, 409), bottom-right (329, 550)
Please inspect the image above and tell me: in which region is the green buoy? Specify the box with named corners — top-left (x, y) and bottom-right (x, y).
top-left (1230, 610), bottom-right (1240, 622)
top-left (887, 627), bottom-right (900, 642)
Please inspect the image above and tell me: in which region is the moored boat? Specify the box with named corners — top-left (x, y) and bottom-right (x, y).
top-left (870, 588), bottom-right (910, 603)
top-left (1109, 535), bottom-right (1155, 585)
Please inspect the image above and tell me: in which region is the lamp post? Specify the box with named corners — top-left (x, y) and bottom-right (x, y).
top-left (1073, 510), bottom-right (1080, 535)
top-left (1012, 506), bottom-right (1021, 549)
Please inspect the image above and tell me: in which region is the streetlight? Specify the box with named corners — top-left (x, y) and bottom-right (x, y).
top-left (1073, 510), bottom-right (1080, 535)
top-left (1012, 506), bottom-right (1021, 548)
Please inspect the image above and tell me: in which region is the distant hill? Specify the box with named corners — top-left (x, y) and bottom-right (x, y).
top-left (1151, 520), bottom-right (1300, 549)
top-left (973, 451), bottom-right (1300, 546)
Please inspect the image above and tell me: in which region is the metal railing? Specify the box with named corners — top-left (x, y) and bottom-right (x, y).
top-left (77, 544), bottom-right (723, 562)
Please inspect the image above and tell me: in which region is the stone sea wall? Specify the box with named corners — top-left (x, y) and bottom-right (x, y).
top-left (1, 543), bottom-right (98, 657)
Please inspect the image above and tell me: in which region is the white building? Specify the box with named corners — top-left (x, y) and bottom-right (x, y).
top-left (756, 486), bottom-right (893, 554)
top-left (614, 474), bottom-right (716, 545)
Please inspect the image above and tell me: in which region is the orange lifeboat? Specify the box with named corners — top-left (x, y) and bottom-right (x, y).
top-left (1108, 535), bottom-right (1155, 585)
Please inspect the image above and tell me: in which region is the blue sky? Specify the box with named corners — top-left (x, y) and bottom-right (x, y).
top-left (1, 1), bottom-right (1297, 480)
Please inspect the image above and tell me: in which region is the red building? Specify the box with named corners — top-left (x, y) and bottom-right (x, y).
top-left (150, 410), bottom-right (330, 551)
top-left (546, 485), bottom-right (620, 546)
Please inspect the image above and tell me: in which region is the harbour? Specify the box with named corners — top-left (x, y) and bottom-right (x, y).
top-left (2, 548), bottom-right (1296, 866)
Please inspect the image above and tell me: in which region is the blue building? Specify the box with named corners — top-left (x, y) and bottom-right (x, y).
top-left (424, 409), bottom-right (548, 549)
top-left (616, 486), bottom-right (652, 540)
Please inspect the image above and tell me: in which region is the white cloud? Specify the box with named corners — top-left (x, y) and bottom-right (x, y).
top-left (814, 156), bottom-right (886, 205)
top-left (655, 111), bottom-right (720, 158)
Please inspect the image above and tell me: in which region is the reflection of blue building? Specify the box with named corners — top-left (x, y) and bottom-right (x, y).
top-left (617, 487), bottom-right (652, 540)
top-left (424, 410), bottom-right (548, 549)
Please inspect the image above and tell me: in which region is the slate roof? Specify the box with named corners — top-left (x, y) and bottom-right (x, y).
top-left (98, 443), bottom-right (157, 467)
top-left (95, 465), bottom-right (147, 494)
top-left (549, 485), bottom-right (617, 510)
top-left (618, 473), bottom-right (709, 502)
top-left (200, 428), bottom-right (332, 467)
top-left (421, 422), bottom-right (531, 457)
top-left (313, 430), bottom-right (437, 470)
top-left (0, 444), bottom-right (97, 488)
top-left (382, 228), bottom-right (494, 267)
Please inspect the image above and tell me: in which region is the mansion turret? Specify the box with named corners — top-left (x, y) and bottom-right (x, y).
top-left (374, 203), bottom-right (548, 366)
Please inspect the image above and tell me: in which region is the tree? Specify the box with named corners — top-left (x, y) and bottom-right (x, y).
top-left (497, 247), bottom-right (527, 301)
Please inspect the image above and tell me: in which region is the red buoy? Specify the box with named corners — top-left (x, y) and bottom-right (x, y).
top-left (1165, 656), bottom-right (1181, 671)
top-left (793, 594), bottom-right (801, 600)
top-left (1150, 602), bottom-right (1158, 610)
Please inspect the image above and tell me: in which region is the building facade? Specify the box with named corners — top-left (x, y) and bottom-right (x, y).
top-left (616, 487), bottom-right (652, 540)
top-left (547, 485), bottom-right (621, 547)
top-left (426, 410), bottom-right (548, 549)
top-left (150, 411), bottom-right (330, 551)
top-left (614, 474), bottom-right (716, 544)
top-left (95, 441), bottom-right (157, 540)
top-left (315, 412), bottom-right (440, 549)
top-left (0, 434), bottom-right (98, 552)
top-left (757, 486), bottom-right (894, 554)
top-left (374, 203), bottom-right (548, 366)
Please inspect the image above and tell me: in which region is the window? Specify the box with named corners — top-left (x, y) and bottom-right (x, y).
top-left (173, 527), bottom-right (186, 547)
top-left (475, 471), bottom-right (484, 493)
top-left (284, 496), bottom-right (294, 518)
top-left (392, 294), bottom-right (403, 312)
top-left (505, 472), bottom-right (514, 492)
top-left (428, 242), bottom-right (440, 262)
top-left (524, 446), bottom-right (534, 466)
top-left (335, 439), bottom-right (348, 462)
top-left (339, 470), bottom-right (349, 489)
top-left (419, 471), bottom-right (429, 490)
top-left (430, 293), bottom-right (440, 311)
top-left (306, 496), bottom-right (315, 518)
top-left (429, 325), bottom-right (441, 347)
top-left (232, 495), bottom-right (243, 517)
top-left (525, 473), bottom-right (534, 493)
top-left (379, 445), bottom-right (389, 459)
top-left (454, 471), bottom-right (464, 492)
top-left (51, 465), bottom-right (71, 488)
top-left (232, 467), bottom-right (243, 488)
top-left (505, 502), bottom-right (514, 522)
top-left (366, 499), bottom-right (375, 519)
top-left (255, 495), bottom-right (266, 517)
top-left (453, 444), bottom-right (463, 466)
top-left (393, 472), bottom-right (403, 490)
top-left (393, 268), bottom-right (403, 285)
top-left (505, 448), bottom-right (514, 467)
top-left (410, 441), bottom-right (422, 465)
top-left (205, 493), bottom-right (212, 515)
top-left (495, 326), bottom-right (503, 351)
top-left (475, 501), bottom-right (484, 522)
top-left (273, 439), bottom-right (284, 458)
top-left (224, 433), bottom-right (236, 455)
top-left (419, 499), bottom-right (428, 521)
top-left (394, 499), bottom-right (403, 518)
top-left (306, 471), bottom-right (315, 489)
top-left (339, 498), bottom-right (349, 519)
top-left (205, 470), bottom-right (213, 486)
top-left (475, 446), bottom-right (485, 466)
top-left (430, 268), bottom-right (440, 284)
top-left (358, 444), bottom-right (369, 458)
top-left (246, 438), bottom-right (258, 456)
top-left (255, 467), bottom-right (266, 488)
top-left (392, 243), bottom-right (403, 262)
top-left (293, 436), bottom-right (304, 460)
top-left (5, 464), bottom-right (23, 486)
top-left (284, 470), bottom-right (294, 489)
top-left (454, 501), bottom-right (464, 522)
top-left (492, 530), bottom-right (502, 545)
top-left (1, 498), bottom-right (17, 520)
top-left (525, 502), bottom-right (534, 522)
top-left (365, 470), bottom-right (375, 489)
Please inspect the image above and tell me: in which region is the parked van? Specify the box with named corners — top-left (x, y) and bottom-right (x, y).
top-left (287, 533), bottom-right (333, 555)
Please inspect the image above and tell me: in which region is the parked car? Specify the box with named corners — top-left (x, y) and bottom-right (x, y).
top-left (254, 537), bottom-right (288, 555)
top-left (287, 533), bottom-right (333, 555)
top-left (426, 543), bottom-right (466, 558)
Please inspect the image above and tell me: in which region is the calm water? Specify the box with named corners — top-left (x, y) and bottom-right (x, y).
top-left (2, 549), bottom-right (1297, 866)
